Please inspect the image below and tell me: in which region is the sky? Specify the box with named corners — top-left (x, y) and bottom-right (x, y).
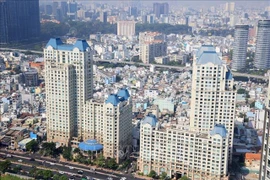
top-left (39, 0), bottom-right (270, 9)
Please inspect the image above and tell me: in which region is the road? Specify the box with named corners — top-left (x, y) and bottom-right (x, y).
top-left (0, 48), bottom-right (268, 80)
top-left (0, 150), bottom-right (143, 180)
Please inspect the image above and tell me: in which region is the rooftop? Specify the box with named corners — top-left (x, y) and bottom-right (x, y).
top-left (45, 38), bottom-right (90, 52)
top-left (210, 124), bottom-right (227, 138)
top-left (78, 139), bottom-right (103, 152)
top-left (197, 51), bottom-right (223, 65)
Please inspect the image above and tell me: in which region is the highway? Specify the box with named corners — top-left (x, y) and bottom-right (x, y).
top-left (0, 150), bottom-right (143, 180)
top-left (0, 47), bottom-right (268, 80)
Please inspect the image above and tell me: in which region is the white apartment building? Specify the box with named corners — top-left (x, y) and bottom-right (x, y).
top-left (190, 45), bottom-right (236, 162)
top-left (138, 46), bottom-right (235, 179)
top-left (117, 21), bottom-right (135, 36)
top-left (45, 38), bottom-right (132, 162)
top-left (138, 115), bottom-right (229, 180)
top-left (139, 32), bottom-right (167, 64)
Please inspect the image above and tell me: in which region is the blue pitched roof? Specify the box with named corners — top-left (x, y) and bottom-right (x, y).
top-left (78, 139), bottom-right (103, 151)
top-left (142, 114), bottom-right (158, 127)
top-left (46, 38), bottom-right (63, 48)
top-left (117, 88), bottom-right (130, 101)
top-left (45, 38), bottom-right (90, 52)
top-left (210, 124), bottom-right (227, 138)
top-left (226, 69), bottom-right (233, 80)
top-left (106, 94), bottom-right (120, 106)
top-left (197, 51), bottom-right (223, 65)
top-left (196, 45), bottom-right (216, 58)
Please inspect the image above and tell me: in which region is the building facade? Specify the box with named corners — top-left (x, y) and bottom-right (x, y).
top-left (139, 32), bottom-right (167, 64)
top-left (117, 21), bottom-right (136, 36)
top-left (0, 0), bottom-right (40, 44)
top-left (190, 45), bottom-right (236, 163)
top-left (232, 25), bottom-right (249, 71)
top-left (138, 115), bottom-right (229, 179)
top-left (138, 46), bottom-right (234, 179)
top-left (259, 79), bottom-right (270, 180)
top-left (45, 38), bottom-right (132, 162)
top-left (100, 11), bottom-right (107, 23)
top-left (153, 3), bottom-right (169, 18)
top-left (254, 20), bottom-right (270, 69)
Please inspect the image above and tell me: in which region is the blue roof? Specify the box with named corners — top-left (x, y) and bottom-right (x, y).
top-left (117, 88), bottom-right (130, 101)
top-left (196, 45), bottom-right (216, 58)
top-left (106, 94), bottom-right (120, 106)
top-left (142, 114), bottom-right (158, 127)
top-left (78, 139), bottom-right (103, 151)
top-left (45, 38), bottom-right (90, 52)
top-left (210, 124), bottom-right (227, 138)
top-left (226, 69), bottom-right (233, 80)
top-left (197, 51), bottom-right (223, 65)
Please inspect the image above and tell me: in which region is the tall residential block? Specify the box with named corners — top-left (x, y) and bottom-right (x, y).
top-left (259, 78), bottom-right (270, 180)
top-left (254, 20), bottom-right (270, 69)
top-left (45, 38), bottom-right (132, 163)
top-left (138, 46), bottom-right (234, 179)
top-left (190, 45), bottom-right (236, 163)
top-left (67, 0), bottom-right (77, 20)
top-left (225, 2), bottom-right (235, 12)
top-left (100, 11), bottom-right (107, 23)
top-left (153, 2), bottom-right (169, 18)
top-left (0, 0), bottom-right (40, 44)
top-left (232, 25), bottom-right (249, 71)
top-left (117, 21), bottom-right (136, 36)
top-left (139, 32), bottom-right (167, 64)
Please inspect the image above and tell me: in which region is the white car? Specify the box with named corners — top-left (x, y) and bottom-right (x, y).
top-left (69, 166), bottom-right (74, 169)
top-left (120, 178), bottom-right (127, 180)
top-left (50, 162), bottom-right (55, 165)
top-left (18, 159), bottom-right (23, 162)
top-left (59, 171), bottom-right (64, 175)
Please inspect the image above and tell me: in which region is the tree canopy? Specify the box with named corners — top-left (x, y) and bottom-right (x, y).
top-left (26, 140), bottom-right (39, 152)
top-left (0, 160), bottom-right (11, 173)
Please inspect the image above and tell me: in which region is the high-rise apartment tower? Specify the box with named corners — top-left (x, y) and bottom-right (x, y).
top-left (232, 25), bottom-right (249, 71)
top-left (254, 20), bottom-right (270, 69)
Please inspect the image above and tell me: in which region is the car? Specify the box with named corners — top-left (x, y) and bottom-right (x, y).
top-left (6, 154), bottom-right (12, 157)
top-left (69, 177), bottom-right (75, 180)
top-left (69, 166), bottom-right (74, 169)
top-left (50, 162), bottom-right (55, 165)
top-left (30, 158), bottom-right (35, 161)
top-left (77, 170), bottom-right (83, 174)
top-left (120, 178), bottom-right (127, 180)
top-left (18, 159), bottom-right (23, 162)
top-left (59, 171), bottom-right (65, 175)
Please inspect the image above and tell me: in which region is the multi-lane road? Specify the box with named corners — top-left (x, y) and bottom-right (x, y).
top-left (0, 150), bottom-right (143, 180)
top-left (0, 47), bottom-right (268, 80)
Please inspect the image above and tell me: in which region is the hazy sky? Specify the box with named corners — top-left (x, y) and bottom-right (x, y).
top-left (39, 0), bottom-right (270, 9)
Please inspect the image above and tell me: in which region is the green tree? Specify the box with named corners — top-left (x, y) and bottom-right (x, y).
top-left (148, 170), bottom-right (157, 178)
top-left (59, 175), bottom-right (69, 180)
top-left (237, 89), bottom-right (246, 94)
top-left (62, 146), bottom-right (72, 161)
top-left (41, 142), bottom-right (56, 157)
top-left (26, 140), bottom-right (39, 152)
top-left (53, 174), bottom-right (60, 180)
top-left (160, 172), bottom-right (168, 179)
top-left (106, 158), bottom-right (118, 170)
top-left (73, 148), bottom-right (80, 154)
top-left (42, 170), bottom-right (53, 180)
top-left (0, 160), bottom-right (11, 173)
top-left (180, 176), bottom-right (190, 180)
top-left (95, 154), bottom-right (106, 167)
